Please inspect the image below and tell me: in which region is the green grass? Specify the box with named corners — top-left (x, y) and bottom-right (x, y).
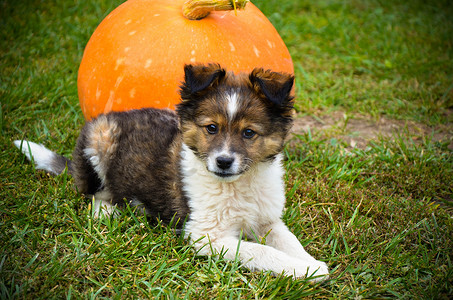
top-left (260, 0), bottom-right (453, 124)
top-left (1, 0), bottom-right (452, 298)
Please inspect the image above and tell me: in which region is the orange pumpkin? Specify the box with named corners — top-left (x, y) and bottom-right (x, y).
top-left (78, 0), bottom-right (294, 120)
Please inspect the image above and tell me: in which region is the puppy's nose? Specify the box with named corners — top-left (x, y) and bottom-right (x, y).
top-left (216, 156), bottom-right (234, 170)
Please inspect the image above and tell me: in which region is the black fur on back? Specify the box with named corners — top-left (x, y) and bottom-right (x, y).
top-left (71, 108), bottom-right (189, 226)
top-left (71, 126), bottom-right (103, 195)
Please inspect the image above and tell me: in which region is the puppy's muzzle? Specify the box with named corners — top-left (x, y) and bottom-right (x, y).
top-left (208, 153), bottom-right (243, 181)
top-left (216, 156), bottom-right (234, 170)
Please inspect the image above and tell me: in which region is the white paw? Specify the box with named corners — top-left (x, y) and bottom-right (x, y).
top-left (91, 194), bottom-right (119, 219)
top-left (288, 260), bottom-right (329, 282)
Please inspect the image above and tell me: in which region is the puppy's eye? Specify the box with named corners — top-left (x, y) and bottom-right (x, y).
top-left (242, 128), bottom-right (256, 139)
top-left (206, 124), bottom-right (218, 134)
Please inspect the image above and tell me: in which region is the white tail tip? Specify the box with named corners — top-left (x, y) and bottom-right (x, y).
top-left (14, 140), bottom-right (58, 174)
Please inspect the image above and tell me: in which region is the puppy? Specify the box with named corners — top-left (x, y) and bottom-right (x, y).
top-left (14, 64), bottom-right (329, 281)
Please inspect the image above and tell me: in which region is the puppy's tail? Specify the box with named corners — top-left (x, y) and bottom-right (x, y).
top-left (14, 140), bottom-right (72, 175)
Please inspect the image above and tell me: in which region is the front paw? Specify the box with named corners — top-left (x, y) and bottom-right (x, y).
top-left (290, 260), bottom-right (329, 282)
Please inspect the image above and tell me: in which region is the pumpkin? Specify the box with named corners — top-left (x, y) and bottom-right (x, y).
top-left (78, 0), bottom-right (294, 120)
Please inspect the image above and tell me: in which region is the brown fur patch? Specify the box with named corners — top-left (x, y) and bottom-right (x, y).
top-left (86, 115), bottom-right (121, 163)
top-left (71, 109), bottom-right (190, 225)
top-left (179, 67), bottom-right (294, 173)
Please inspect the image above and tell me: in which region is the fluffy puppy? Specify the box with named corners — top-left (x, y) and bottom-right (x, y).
top-left (14, 64), bottom-right (329, 281)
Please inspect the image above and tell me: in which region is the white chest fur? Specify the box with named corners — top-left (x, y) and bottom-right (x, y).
top-left (179, 144), bottom-right (329, 282)
top-left (180, 144), bottom-right (286, 240)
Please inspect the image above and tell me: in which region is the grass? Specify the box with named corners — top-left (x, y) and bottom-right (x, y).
top-left (1, 0), bottom-right (452, 298)
top-left (259, 0), bottom-right (453, 124)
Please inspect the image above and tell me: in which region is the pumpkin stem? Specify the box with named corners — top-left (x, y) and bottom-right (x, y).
top-left (182, 0), bottom-right (249, 20)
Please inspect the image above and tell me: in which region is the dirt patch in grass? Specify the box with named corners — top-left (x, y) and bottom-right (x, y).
top-left (291, 110), bottom-right (453, 212)
top-left (292, 110), bottom-right (453, 150)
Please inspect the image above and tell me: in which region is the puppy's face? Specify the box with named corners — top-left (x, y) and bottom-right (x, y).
top-left (177, 64), bottom-right (294, 181)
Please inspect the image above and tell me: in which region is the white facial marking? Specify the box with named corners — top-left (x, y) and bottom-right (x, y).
top-left (206, 142), bottom-right (242, 181)
top-left (226, 92), bottom-right (239, 121)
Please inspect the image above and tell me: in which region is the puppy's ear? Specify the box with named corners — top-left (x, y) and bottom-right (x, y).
top-left (249, 68), bottom-right (294, 109)
top-left (180, 64), bottom-right (226, 98)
